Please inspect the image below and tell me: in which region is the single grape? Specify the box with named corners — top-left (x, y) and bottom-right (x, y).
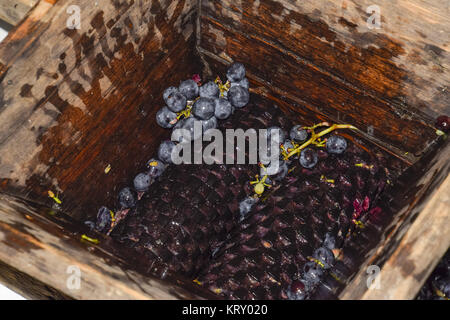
top-left (239, 197), bottom-right (258, 221)
top-left (158, 140), bottom-right (176, 164)
top-left (146, 158), bottom-right (166, 178)
top-left (193, 97), bottom-right (215, 120)
top-left (226, 62), bottom-right (246, 82)
top-left (228, 85), bottom-right (249, 108)
top-left (179, 79), bottom-right (199, 100)
top-left (303, 261), bottom-right (324, 286)
top-left (156, 106), bottom-right (177, 129)
top-left (290, 125), bottom-right (308, 142)
top-left (286, 280), bottom-right (308, 300)
top-left (180, 117), bottom-right (203, 141)
top-left (230, 77), bottom-right (249, 90)
top-left (133, 172), bottom-right (152, 192)
top-left (313, 247), bottom-right (335, 269)
top-left (202, 116), bottom-right (218, 132)
top-left (95, 206), bottom-right (112, 233)
top-left (163, 86), bottom-right (178, 104)
top-left (323, 233), bottom-right (336, 250)
top-left (214, 97), bottom-right (233, 119)
top-left (326, 135), bottom-right (347, 154)
top-left (118, 187), bottom-right (137, 209)
top-left (435, 115), bottom-right (450, 133)
top-left (199, 81), bottom-right (220, 98)
top-left (299, 148), bottom-right (318, 168)
top-left (265, 126), bottom-right (285, 145)
top-left (166, 91), bottom-right (187, 113)
top-left (261, 159), bottom-right (287, 178)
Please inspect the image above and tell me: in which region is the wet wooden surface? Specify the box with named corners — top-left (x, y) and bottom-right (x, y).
top-left (0, 0), bottom-right (38, 26)
top-left (198, 0), bottom-right (448, 159)
top-left (0, 0), bottom-right (200, 220)
top-left (0, 192), bottom-right (215, 299)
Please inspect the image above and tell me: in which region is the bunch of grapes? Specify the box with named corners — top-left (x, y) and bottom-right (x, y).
top-left (88, 63), bottom-right (251, 235)
top-left (286, 234), bottom-right (336, 300)
top-left (156, 62), bottom-right (250, 139)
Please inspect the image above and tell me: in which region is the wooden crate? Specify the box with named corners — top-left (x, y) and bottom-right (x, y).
top-left (0, 0), bottom-right (448, 299)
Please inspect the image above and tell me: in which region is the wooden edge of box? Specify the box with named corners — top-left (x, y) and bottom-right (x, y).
top-left (0, 193), bottom-right (210, 300)
top-left (340, 145), bottom-right (450, 300)
top-left (0, 1), bottom-right (39, 27)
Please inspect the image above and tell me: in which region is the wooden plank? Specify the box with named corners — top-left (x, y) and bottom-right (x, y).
top-left (0, 193), bottom-right (213, 299)
top-left (0, 0), bottom-right (199, 220)
top-left (198, 20), bottom-right (437, 159)
top-left (0, 0), bottom-right (38, 26)
top-left (340, 142), bottom-right (450, 300)
top-left (201, 0), bottom-right (450, 120)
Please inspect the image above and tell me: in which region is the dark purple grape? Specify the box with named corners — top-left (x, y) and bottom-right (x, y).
top-left (163, 86), bottom-right (178, 103)
top-left (323, 233), bottom-right (336, 250)
top-left (261, 159), bottom-right (287, 179)
top-left (146, 158), bottom-right (166, 178)
top-left (214, 98), bottom-right (233, 119)
top-left (436, 115), bottom-right (450, 133)
top-left (226, 62), bottom-right (246, 82)
top-left (265, 126), bottom-right (285, 144)
top-left (193, 97), bottom-right (215, 120)
top-left (180, 117), bottom-right (203, 141)
top-left (228, 85), bottom-right (249, 108)
top-left (239, 197), bottom-right (258, 221)
top-left (286, 280), bottom-right (308, 300)
top-left (230, 77), bottom-right (249, 90)
top-left (202, 116), bottom-right (218, 132)
top-left (166, 91), bottom-right (187, 113)
top-left (156, 106), bottom-right (177, 129)
top-left (158, 140), bottom-right (176, 164)
top-left (273, 160), bottom-right (289, 181)
top-left (118, 187), bottom-right (137, 209)
top-left (303, 261), bottom-right (324, 285)
top-left (290, 125), bottom-right (308, 142)
top-left (312, 247), bottom-right (335, 269)
top-left (179, 79), bottom-right (199, 100)
top-left (326, 135), bottom-right (347, 154)
top-left (299, 148), bottom-right (318, 168)
top-left (199, 81), bottom-right (220, 98)
top-left (133, 172), bottom-right (152, 192)
top-left (95, 206), bottom-right (112, 233)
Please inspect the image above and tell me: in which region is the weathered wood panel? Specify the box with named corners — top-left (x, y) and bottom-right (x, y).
top-left (0, 0), bottom-right (38, 26)
top-left (340, 141), bottom-right (450, 300)
top-left (0, 0), bottom-right (200, 220)
top-left (200, 51), bottom-right (415, 164)
top-left (199, 0), bottom-right (448, 159)
top-left (0, 193), bottom-right (214, 299)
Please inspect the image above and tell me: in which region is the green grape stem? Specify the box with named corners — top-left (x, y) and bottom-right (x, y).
top-left (286, 124), bottom-right (357, 159)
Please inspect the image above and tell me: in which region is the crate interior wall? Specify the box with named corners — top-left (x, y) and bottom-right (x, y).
top-left (0, 0), bottom-right (448, 299)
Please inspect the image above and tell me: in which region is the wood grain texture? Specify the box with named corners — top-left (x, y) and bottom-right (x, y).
top-left (202, 0), bottom-right (450, 119)
top-left (0, 0), bottom-right (200, 220)
top-left (0, 193), bottom-right (213, 299)
top-left (199, 0), bottom-right (447, 159)
top-left (340, 141), bottom-right (450, 300)
top-left (0, 0), bottom-right (38, 26)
